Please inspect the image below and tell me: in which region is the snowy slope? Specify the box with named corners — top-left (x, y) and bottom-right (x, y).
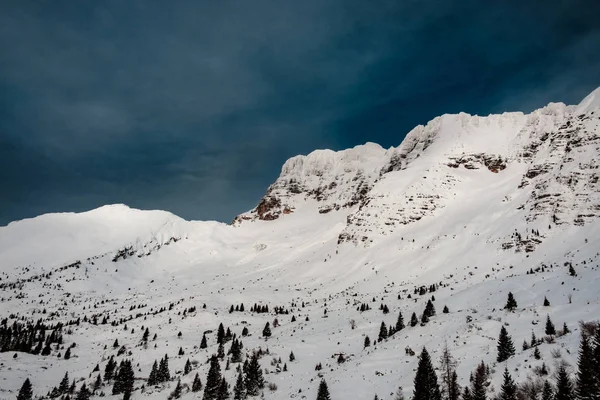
top-left (1, 88), bottom-right (600, 400)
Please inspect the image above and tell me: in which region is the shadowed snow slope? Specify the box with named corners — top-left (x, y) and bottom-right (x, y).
top-left (1, 87), bottom-right (599, 400)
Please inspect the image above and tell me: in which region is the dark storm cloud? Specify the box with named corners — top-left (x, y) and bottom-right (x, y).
top-left (1, 0), bottom-right (600, 224)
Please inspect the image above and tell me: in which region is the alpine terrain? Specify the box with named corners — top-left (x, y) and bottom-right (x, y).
top-left (2, 87), bottom-right (600, 400)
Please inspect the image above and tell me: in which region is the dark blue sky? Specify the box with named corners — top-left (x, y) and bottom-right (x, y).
top-left (1, 0), bottom-right (600, 225)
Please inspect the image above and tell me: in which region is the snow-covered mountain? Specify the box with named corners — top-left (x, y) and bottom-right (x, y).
top-left (1, 88), bottom-right (600, 400)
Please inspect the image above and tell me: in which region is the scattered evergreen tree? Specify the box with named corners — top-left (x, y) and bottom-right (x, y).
top-left (192, 373), bottom-right (202, 392)
top-left (394, 386), bottom-right (405, 400)
top-left (378, 322), bottom-right (388, 341)
top-left (17, 378), bottom-right (33, 400)
top-left (170, 379), bottom-right (182, 399)
top-left (184, 358), bottom-right (192, 375)
top-left (470, 362), bottom-right (488, 400)
top-left (104, 356), bottom-right (117, 381)
top-left (75, 383), bottom-right (90, 400)
top-left (201, 333), bottom-right (208, 349)
top-left (64, 347), bottom-right (71, 360)
top-left (594, 328), bottom-right (600, 396)
top-left (543, 297), bottom-right (550, 306)
top-left (147, 360), bottom-right (159, 386)
top-left (575, 334), bottom-right (598, 400)
top-left (412, 347), bottom-right (442, 400)
top-left (316, 379), bottom-right (331, 400)
top-left (497, 326), bottom-right (516, 362)
top-left (203, 356), bottom-right (222, 400)
top-left (410, 312), bottom-right (419, 327)
top-left (440, 344), bottom-right (459, 400)
top-left (59, 372), bottom-right (70, 394)
top-left (564, 322), bottom-right (570, 335)
top-left (244, 353), bottom-right (265, 396)
top-left (396, 311), bottom-right (405, 331)
top-left (233, 372), bottom-right (246, 400)
top-left (498, 368), bottom-right (517, 400)
top-left (541, 381), bottom-right (553, 400)
top-left (364, 336), bottom-right (371, 348)
top-left (112, 359), bottom-right (134, 399)
top-left (218, 377), bottom-right (230, 400)
top-left (555, 365), bottom-right (574, 400)
top-left (217, 323), bottom-right (225, 345)
top-left (424, 300), bottom-right (436, 317)
top-left (545, 315), bottom-right (556, 335)
top-left (241, 327), bottom-right (249, 336)
top-left (158, 354), bottom-right (171, 382)
top-left (443, 305), bottom-right (449, 314)
top-left (93, 374), bottom-right (102, 393)
top-left (504, 292), bottom-right (517, 311)
top-left (218, 343), bottom-right (225, 359)
top-left (262, 322), bottom-right (271, 339)
top-left (289, 351), bottom-right (295, 362)
top-left (461, 387), bottom-right (472, 400)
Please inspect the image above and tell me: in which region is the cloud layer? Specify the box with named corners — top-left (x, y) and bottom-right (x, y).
top-left (1, 0), bottom-right (600, 224)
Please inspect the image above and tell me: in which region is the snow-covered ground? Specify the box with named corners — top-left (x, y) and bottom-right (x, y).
top-left (1, 87), bottom-right (600, 399)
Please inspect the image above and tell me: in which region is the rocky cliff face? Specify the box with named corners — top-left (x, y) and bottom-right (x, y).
top-left (236, 89), bottom-right (600, 248)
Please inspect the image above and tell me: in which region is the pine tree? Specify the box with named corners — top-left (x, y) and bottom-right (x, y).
top-left (218, 343), bottom-right (225, 359)
top-left (410, 312), bottom-right (419, 327)
top-left (425, 300), bottom-right (436, 317)
top-left (244, 353), bottom-right (265, 396)
top-left (217, 323), bottom-right (225, 345)
top-left (59, 372), bottom-right (70, 394)
top-left (104, 356), bottom-right (116, 381)
top-left (443, 305), bottom-right (449, 314)
top-left (497, 326), bottom-right (515, 362)
top-left (545, 315), bottom-right (556, 335)
top-left (192, 373), bottom-right (202, 392)
top-left (555, 365), bottom-right (574, 400)
top-left (316, 379), bottom-right (331, 400)
top-left (461, 387), bottom-right (472, 400)
top-left (17, 378), bottom-right (33, 400)
top-left (218, 377), bottom-right (230, 400)
top-left (262, 322), bottom-right (271, 339)
top-left (440, 344), bottom-right (459, 400)
top-left (543, 297), bottom-right (550, 306)
top-left (396, 311), bottom-right (405, 331)
top-left (289, 351), bottom-right (295, 362)
top-left (170, 379), bottom-right (182, 399)
top-left (541, 381), bottom-right (553, 400)
top-left (75, 383), bottom-right (91, 400)
top-left (394, 387), bottom-right (405, 400)
top-left (378, 322), bottom-right (388, 341)
top-left (364, 336), bottom-right (371, 348)
top-left (533, 347), bottom-right (541, 360)
top-left (233, 371), bottom-right (246, 400)
top-left (504, 292), bottom-right (517, 311)
top-left (470, 362), bottom-right (487, 400)
top-left (148, 360), bottom-right (159, 385)
top-left (576, 334), bottom-right (598, 400)
top-left (593, 328), bottom-right (600, 397)
top-left (498, 368), bottom-right (517, 400)
top-left (64, 347), bottom-right (71, 359)
top-left (203, 356), bottom-right (222, 400)
top-left (93, 374), bottom-right (102, 392)
top-left (412, 347), bottom-right (442, 400)
top-left (201, 334), bottom-right (208, 349)
top-left (184, 358), bottom-right (192, 375)
top-left (158, 354), bottom-right (171, 382)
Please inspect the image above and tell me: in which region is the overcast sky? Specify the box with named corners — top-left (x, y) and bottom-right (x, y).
top-left (1, 0), bottom-right (600, 225)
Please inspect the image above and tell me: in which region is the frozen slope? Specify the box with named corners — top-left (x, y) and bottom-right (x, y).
top-left (0, 87), bottom-right (599, 400)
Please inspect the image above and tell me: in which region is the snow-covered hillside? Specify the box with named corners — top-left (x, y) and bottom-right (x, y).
top-left (1, 88), bottom-right (600, 400)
